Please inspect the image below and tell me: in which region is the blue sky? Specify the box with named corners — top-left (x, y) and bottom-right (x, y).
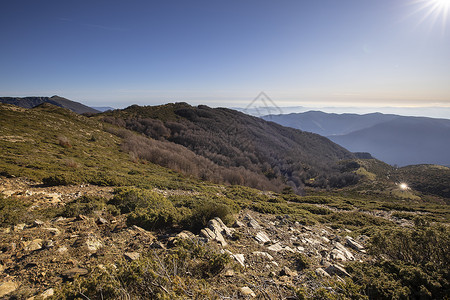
top-left (1, 0), bottom-right (449, 111)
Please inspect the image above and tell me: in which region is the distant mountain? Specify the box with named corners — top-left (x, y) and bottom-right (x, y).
top-left (263, 111), bottom-right (450, 167)
top-left (99, 103), bottom-right (358, 193)
top-left (92, 106), bottom-right (115, 112)
top-left (0, 95), bottom-right (99, 114)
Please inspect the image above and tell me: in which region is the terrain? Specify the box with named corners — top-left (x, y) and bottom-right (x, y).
top-left (263, 111), bottom-right (450, 167)
top-left (0, 96), bottom-right (99, 115)
top-left (0, 102), bottom-right (449, 299)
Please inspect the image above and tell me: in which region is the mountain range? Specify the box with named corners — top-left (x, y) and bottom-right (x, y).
top-left (263, 111), bottom-right (450, 167)
top-left (0, 95), bottom-right (99, 114)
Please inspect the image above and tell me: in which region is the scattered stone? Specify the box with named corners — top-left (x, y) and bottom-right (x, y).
top-left (333, 242), bottom-right (354, 261)
top-left (200, 226), bottom-right (227, 247)
top-left (96, 217), bottom-right (108, 225)
top-left (280, 266), bottom-right (298, 277)
top-left (61, 267), bottom-right (89, 279)
top-left (85, 235), bottom-right (103, 252)
top-left (0, 281), bottom-right (18, 297)
top-left (330, 249), bottom-right (347, 261)
top-left (176, 230), bottom-right (195, 240)
top-left (41, 288), bottom-right (54, 299)
top-left (345, 236), bottom-right (365, 252)
top-left (44, 227), bottom-right (61, 236)
top-left (315, 268), bottom-right (331, 277)
top-left (232, 254), bottom-right (245, 267)
top-left (57, 246), bottom-right (68, 254)
top-left (44, 240), bottom-right (55, 248)
top-left (33, 219), bottom-right (44, 226)
top-left (209, 217), bottom-right (234, 238)
top-left (224, 269), bottom-right (235, 277)
top-left (325, 264), bottom-right (350, 278)
top-left (150, 241), bottom-right (166, 250)
top-left (267, 242), bottom-right (284, 252)
top-left (24, 239), bottom-right (43, 251)
top-left (283, 246), bottom-right (295, 253)
top-left (240, 286), bottom-right (256, 297)
top-left (254, 231), bottom-right (271, 244)
top-left (248, 219), bottom-right (262, 229)
top-left (296, 246), bottom-right (305, 252)
top-left (252, 251), bottom-right (273, 260)
top-left (14, 223), bottom-right (26, 232)
top-left (233, 220), bottom-right (245, 228)
top-left (124, 252), bottom-right (140, 261)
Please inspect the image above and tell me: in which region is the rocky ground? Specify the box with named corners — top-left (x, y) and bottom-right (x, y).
top-left (0, 178), bottom-right (372, 299)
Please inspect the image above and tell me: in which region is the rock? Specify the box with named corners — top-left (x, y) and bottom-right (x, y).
top-left (96, 217), bottom-right (108, 225)
top-left (248, 219), bottom-right (262, 229)
top-left (315, 268), bottom-right (331, 277)
top-left (41, 288), bottom-right (54, 299)
top-left (280, 266), bottom-right (298, 277)
top-left (240, 286), bottom-right (256, 297)
top-left (267, 242), bottom-right (284, 252)
top-left (333, 242), bottom-right (354, 261)
top-left (284, 246), bottom-right (295, 253)
top-left (224, 269), bottom-right (235, 277)
top-left (254, 231), bottom-right (271, 244)
top-left (252, 251), bottom-right (273, 260)
top-left (345, 236), bottom-right (365, 252)
top-left (330, 249), bottom-right (348, 261)
top-left (61, 267), bottom-right (89, 279)
top-left (0, 281), bottom-right (18, 297)
top-left (200, 226), bottom-right (227, 247)
top-left (34, 219), bottom-right (44, 226)
top-left (232, 254), bottom-right (246, 267)
top-left (44, 227), bottom-right (61, 236)
top-left (14, 223), bottom-right (26, 231)
top-left (0, 264), bottom-right (4, 272)
top-left (43, 240), bottom-right (54, 249)
top-left (325, 264), bottom-right (350, 278)
top-left (24, 239), bottom-right (43, 251)
top-left (210, 217), bottom-right (234, 238)
top-left (150, 241), bottom-right (166, 250)
top-left (85, 235), bottom-right (102, 252)
top-left (57, 246), bottom-right (68, 254)
top-left (124, 252), bottom-right (140, 261)
top-left (296, 246), bottom-right (305, 252)
top-left (233, 220), bottom-right (245, 228)
top-left (176, 230), bottom-right (195, 240)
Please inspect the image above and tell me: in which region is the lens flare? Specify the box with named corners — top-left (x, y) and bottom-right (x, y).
top-left (409, 0), bottom-right (450, 32)
top-left (399, 183), bottom-right (409, 190)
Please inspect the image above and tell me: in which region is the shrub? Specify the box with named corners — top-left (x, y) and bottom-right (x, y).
top-left (62, 195), bottom-right (109, 217)
top-left (42, 173), bottom-right (80, 186)
top-left (109, 187), bottom-right (179, 230)
top-left (183, 199), bottom-right (234, 231)
top-left (57, 135), bottom-right (72, 148)
top-left (0, 195), bottom-right (31, 226)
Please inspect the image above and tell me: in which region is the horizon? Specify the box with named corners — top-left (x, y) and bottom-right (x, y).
top-left (1, 0), bottom-right (449, 112)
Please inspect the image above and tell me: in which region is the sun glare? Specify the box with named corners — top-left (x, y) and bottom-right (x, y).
top-left (411, 0), bottom-right (450, 31)
top-left (399, 183), bottom-right (409, 190)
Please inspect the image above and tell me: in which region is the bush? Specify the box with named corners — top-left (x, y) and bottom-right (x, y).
top-left (109, 187), bottom-right (179, 230)
top-left (183, 199), bottom-right (234, 231)
top-left (62, 195), bottom-right (111, 217)
top-left (0, 195), bottom-right (31, 226)
top-left (42, 173), bottom-right (80, 186)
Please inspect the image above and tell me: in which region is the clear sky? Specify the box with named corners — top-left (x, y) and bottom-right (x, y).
top-left (1, 0), bottom-right (449, 110)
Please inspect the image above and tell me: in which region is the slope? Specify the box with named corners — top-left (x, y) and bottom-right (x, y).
top-left (0, 95), bottom-right (99, 114)
top-left (100, 103), bottom-right (358, 193)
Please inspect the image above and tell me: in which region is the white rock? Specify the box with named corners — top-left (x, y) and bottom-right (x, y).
top-left (41, 288), bottom-right (54, 299)
top-left (232, 254), bottom-right (245, 267)
top-left (240, 286), bottom-right (256, 297)
top-left (252, 251), bottom-right (273, 260)
top-left (267, 242), bottom-right (284, 252)
top-left (255, 231), bottom-right (271, 244)
top-left (345, 236), bottom-right (365, 252)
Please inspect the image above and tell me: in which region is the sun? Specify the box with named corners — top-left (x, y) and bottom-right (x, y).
top-left (399, 183), bottom-right (409, 190)
top-left (410, 0), bottom-right (450, 31)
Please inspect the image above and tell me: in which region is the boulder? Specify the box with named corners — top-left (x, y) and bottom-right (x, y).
top-left (315, 268), bottom-right (331, 277)
top-left (267, 242), bottom-right (284, 252)
top-left (345, 236), bottom-right (365, 252)
top-left (24, 239), bottom-right (43, 251)
top-left (124, 252), bottom-right (140, 261)
top-left (333, 242), bottom-right (354, 261)
top-left (280, 266), bottom-right (298, 277)
top-left (41, 288), bottom-right (54, 299)
top-left (252, 251), bottom-right (273, 260)
top-left (232, 254), bottom-right (245, 267)
top-left (325, 264), bottom-right (350, 278)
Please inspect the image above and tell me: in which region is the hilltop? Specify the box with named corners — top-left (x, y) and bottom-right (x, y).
top-left (0, 96), bottom-right (99, 114)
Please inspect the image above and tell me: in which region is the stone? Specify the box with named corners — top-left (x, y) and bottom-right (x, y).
top-left (61, 267), bottom-right (89, 279)
top-left (252, 251), bottom-right (273, 260)
top-left (0, 281), bottom-right (18, 297)
top-left (224, 269), bottom-right (235, 277)
top-left (201, 225), bottom-right (227, 247)
top-left (57, 246), bottom-right (68, 254)
top-left (296, 246), bottom-right (305, 252)
top-left (233, 220), bottom-right (245, 228)
top-left (44, 240), bottom-right (55, 249)
top-left (34, 219), bottom-right (44, 226)
top-left (315, 268), bottom-right (331, 277)
top-left (200, 228), bottom-right (216, 240)
top-left (210, 217), bottom-right (234, 238)
top-left (41, 288), bottom-right (54, 299)
top-left (97, 217), bottom-right (108, 225)
top-left (150, 241), bottom-right (166, 250)
top-left (85, 235), bottom-right (102, 252)
top-left (14, 223), bottom-right (26, 232)
top-left (333, 242), bottom-right (354, 261)
top-left (232, 254), bottom-right (245, 267)
top-left (24, 239), bottom-right (43, 251)
top-left (330, 249), bottom-right (347, 261)
top-left (280, 266), bottom-right (298, 277)
top-left (345, 236), bottom-right (365, 252)
top-left (124, 252), bottom-right (140, 261)
top-left (248, 219), bottom-right (262, 229)
top-left (176, 230), bottom-right (195, 240)
top-left (283, 246), bottom-right (295, 253)
top-left (267, 242), bottom-right (284, 252)
top-left (325, 264), bottom-right (350, 278)
top-left (240, 286), bottom-right (256, 297)
top-left (254, 231), bottom-right (271, 244)
top-left (44, 227), bottom-right (61, 236)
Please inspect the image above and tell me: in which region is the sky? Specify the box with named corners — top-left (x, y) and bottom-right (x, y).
top-left (1, 0), bottom-right (450, 114)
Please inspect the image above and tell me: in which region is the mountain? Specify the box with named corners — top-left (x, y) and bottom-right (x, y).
top-left (92, 106), bottom-right (115, 112)
top-left (99, 103), bottom-right (358, 193)
top-left (0, 95), bottom-right (99, 114)
top-left (263, 111), bottom-right (450, 167)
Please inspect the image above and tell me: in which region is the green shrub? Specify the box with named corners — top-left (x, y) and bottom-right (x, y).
top-left (183, 199), bottom-right (234, 231)
top-left (62, 195), bottom-right (108, 217)
top-left (0, 195), bottom-right (31, 226)
top-left (42, 173), bottom-right (80, 186)
top-left (109, 187), bottom-right (179, 230)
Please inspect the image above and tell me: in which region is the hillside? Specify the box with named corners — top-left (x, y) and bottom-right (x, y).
top-left (0, 95), bottom-right (99, 114)
top-left (99, 103), bottom-right (359, 193)
top-left (0, 103), bottom-right (449, 299)
top-left (263, 111), bottom-right (450, 167)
